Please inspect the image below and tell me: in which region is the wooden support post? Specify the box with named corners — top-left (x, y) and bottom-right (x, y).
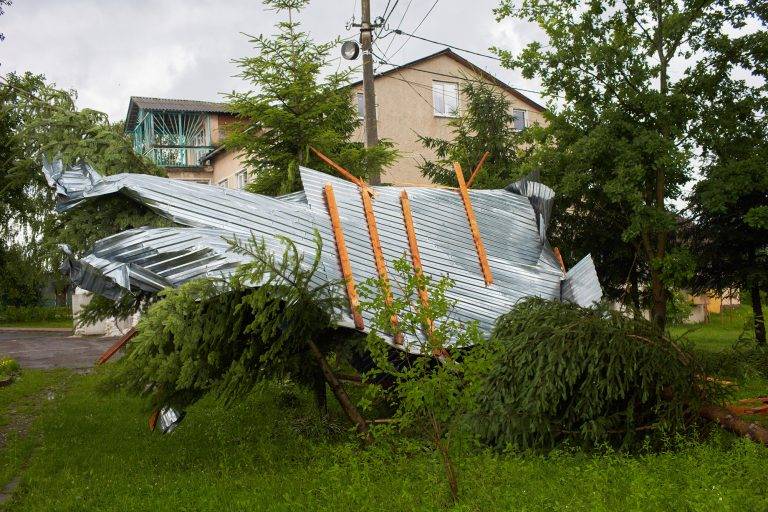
top-left (553, 247), bottom-right (567, 274)
top-left (466, 151), bottom-right (490, 188)
top-left (97, 327), bottom-right (138, 365)
top-left (360, 188), bottom-right (402, 343)
top-left (310, 146), bottom-right (366, 187)
top-left (454, 162), bottom-right (493, 286)
top-left (400, 190), bottom-right (433, 334)
top-left (324, 184), bottom-right (365, 330)
top-left (307, 339), bottom-right (373, 445)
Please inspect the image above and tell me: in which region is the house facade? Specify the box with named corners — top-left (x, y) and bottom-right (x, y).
top-left (124, 48), bottom-right (546, 188)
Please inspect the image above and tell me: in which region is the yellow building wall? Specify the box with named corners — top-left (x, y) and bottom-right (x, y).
top-left (349, 53), bottom-right (547, 185)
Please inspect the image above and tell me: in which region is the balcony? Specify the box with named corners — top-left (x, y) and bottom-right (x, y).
top-left (132, 111), bottom-right (215, 167)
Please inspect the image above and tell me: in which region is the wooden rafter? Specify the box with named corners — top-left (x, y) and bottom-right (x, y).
top-left (309, 146), bottom-right (366, 188)
top-left (553, 247), bottom-right (567, 273)
top-left (400, 190), bottom-right (433, 334)
top-left (97, 327), bottom-right (138, 365)
top-left (323, 184), bottom-right (365, 330)
top-left (454, 162), bottom-right (493, 286)
top-left (466, 151), bottom-right (490, 188)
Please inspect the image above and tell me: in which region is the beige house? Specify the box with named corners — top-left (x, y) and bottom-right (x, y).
top-left (124, 48), bottom-right (545, 188)
top-left (348, 48), bottom-right (546, 185)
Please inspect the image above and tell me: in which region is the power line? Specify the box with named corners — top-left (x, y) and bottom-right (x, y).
top-left (382, 0), bottom-right (413, 58)
top-left (390, 29), bottom-right (501, 61)
top-left (388, 0), bottom-right (440, 61)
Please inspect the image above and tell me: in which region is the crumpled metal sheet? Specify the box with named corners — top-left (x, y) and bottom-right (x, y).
top-left (44, 161), bottom-right (602, 350)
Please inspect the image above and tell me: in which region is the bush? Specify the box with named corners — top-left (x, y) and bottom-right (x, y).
top-left (0, 306), bottom-right (72, 323)
top-left (0, 357), bottom-right (20, 378)
top-left (467, 298), bottom-right (725, 452)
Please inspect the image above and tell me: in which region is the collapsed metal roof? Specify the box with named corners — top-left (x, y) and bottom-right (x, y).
top-left (43, 160), bottom-right (602, 351)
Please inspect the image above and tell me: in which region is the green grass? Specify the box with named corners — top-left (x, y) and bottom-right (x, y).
top-left (668, 305), bottom-right (756, 352)
top-left (1, 371), bottom-right (767, 511)
top-left (0, 319), bottom-right (73, 329)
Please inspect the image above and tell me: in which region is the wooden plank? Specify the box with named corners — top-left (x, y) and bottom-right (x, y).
top-left (454, 162), bottom-right (493, 286)
top-left (324, 184), bottom-right (365, 330)
top-left (553, 247), bottom-right (567, 273)
top-left (97, 327), bottom-right (138, 365)
top-left (400, 191), bottom-right (433, 334)
top-left (360, 187), bottom-right (402, 343)
top-left (148, 408), bottom-right (160, 431)
top-left (466, 151), bottom-right (490, 188)
top-left (310, 146), bottom-right (366, 188)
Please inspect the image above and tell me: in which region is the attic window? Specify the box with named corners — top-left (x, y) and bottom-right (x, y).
top-left (432, 81), bottom-right (459, 117)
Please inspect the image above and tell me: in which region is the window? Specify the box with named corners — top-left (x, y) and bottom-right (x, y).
top-left (432, 81), bottom-right (459, 117)
top-left (356, 92), bottom-right (365, 119)
top-left (236, 170), bottom-right (248, 189)
top-left (218, 178), bottom-right (229, 188)
top-left (513, 109), bottom-right (527, 131)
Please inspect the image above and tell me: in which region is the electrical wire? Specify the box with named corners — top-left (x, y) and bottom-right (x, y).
top-left (382, 0), bottom-right (413, 58)
top-left (390, 29), bottom-right (501, 61)
top-left (387, 0), bottom-right (439, 61)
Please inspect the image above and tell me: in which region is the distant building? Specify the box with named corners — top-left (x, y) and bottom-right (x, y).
top-left (124, 48), bottom-right (546, 188)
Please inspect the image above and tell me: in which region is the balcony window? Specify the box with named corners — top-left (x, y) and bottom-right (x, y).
top-left (432, 81), bottom-right (459, 117)
top-left (513, 109), bottom-right (527, 131)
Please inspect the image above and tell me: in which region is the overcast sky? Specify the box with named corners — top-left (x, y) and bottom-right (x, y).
top-left (0, 0), bottom-right (546, 122)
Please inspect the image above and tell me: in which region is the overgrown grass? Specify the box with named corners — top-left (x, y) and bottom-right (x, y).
top-left (1, 371), bottom-right (767, 511)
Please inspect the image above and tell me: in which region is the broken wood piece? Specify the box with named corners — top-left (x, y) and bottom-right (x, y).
top-left (454, 162), bottom-right (493, 285)
top-left (309, 147), bottom-right (366, 188)
top-left (466, 151), bottom-right (490, 188)
top-left (307, 339), bottom-right (373, 445)
top-left (700, 402), bottom-right (768, 446)
top-left (97, 327), bottom-right (138, 365)
top-left (148, 408), bottom-right (160, 431)
top-left (553, 247), bottom-right (567, 273)
top-left (323, 184), bottom-right (365, 330)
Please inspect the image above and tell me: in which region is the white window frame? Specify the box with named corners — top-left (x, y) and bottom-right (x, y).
top-left (218, 178), bottom-right (229, 188)
top-left (432, 81), bottom-right (459, 118)
top-left (236, 170), bottom-right (248, 189)
top-left (513, 108), bottom-right (527, 131)
top-left (356, 92), bottom-right (365, 120)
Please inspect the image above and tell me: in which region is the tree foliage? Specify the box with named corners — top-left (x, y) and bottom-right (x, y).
top-left (104, 233), bottom-right (347, 409)
top-left (417, 79), bottom-right (526, 188)
top-left (469, 297), bottom-right (725, 452)
top-left (225, 0), bottom-right (397, 195)
top-left (494, 0), bottom-right (760, 328)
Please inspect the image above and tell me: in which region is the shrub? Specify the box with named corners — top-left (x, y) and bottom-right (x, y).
top-left (467, 297), bottom-right (726, 452)
top-left (0, 357), bottom-right (20, 378)
top-left (0, 306), bottom-right (71, 323)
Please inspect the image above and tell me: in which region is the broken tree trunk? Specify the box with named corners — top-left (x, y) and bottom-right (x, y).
top-left (700, 403), bottom-right (768, 446)
top-left (306, 339), bottom-right (373, 445)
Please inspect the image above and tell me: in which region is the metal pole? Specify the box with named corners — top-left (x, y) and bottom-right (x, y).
top-left (360, 0), bottom-right (381, 184)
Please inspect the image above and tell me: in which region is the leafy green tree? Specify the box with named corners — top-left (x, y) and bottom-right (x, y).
top-left (0, 72), bottom-right (168, 309)
top-left (417, 79), bottom-right (525, 188)
top-left (225, 0), bottom-right (396, 196)
top-left (494, 0), bottom-right (757, 328)
top-left (360, 258), bottom-right (483, 503)
top-left (686, 35), bottom-right (768, 343)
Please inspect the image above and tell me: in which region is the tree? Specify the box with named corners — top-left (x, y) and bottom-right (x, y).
top-left (417, 79), bottom-right (525, 188)
top-left (0, 72), bottom-right (167, 308)
top-left (686, 13), bottom-right (768, 344)
top-left (225, 0), bottom-right (396, 196)
top-left (494, 0), bottom-right (758, 328)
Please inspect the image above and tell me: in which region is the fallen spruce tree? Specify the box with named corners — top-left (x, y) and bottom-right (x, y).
top-left (468, 297), bottom-right (768, 450)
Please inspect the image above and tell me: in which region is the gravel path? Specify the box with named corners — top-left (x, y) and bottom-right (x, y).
top-left (0, 330), bottom-right (119, 370)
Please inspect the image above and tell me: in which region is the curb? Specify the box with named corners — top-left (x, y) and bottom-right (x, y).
top-left (0, 327), bottom-right (73, 333)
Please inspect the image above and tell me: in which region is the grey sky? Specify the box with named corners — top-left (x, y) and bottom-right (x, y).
top-left (0, 0), bottom-right (546, 121)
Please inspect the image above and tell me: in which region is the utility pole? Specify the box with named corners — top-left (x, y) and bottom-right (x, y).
top-left (359, 0), bottom-right (381, 184)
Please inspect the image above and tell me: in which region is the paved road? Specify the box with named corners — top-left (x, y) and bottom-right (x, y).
top-left (0, 330), bottom-right (119, 370)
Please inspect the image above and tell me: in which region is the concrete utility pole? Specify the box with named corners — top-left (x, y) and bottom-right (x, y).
top-left (359, 0), bottom-right (381, 184)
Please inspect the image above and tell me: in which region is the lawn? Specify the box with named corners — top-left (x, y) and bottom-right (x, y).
top-left (669, 305), bottom-right (756, 352)
top-left (0, 368), bottom-right (766, 512)
top-left (1, 309), bottom-right (766, 511)
top-left (0, 320), bottom-right (73, 330)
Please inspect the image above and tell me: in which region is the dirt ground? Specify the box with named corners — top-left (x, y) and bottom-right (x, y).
top-left (0, 330), bottom-right (119, 370)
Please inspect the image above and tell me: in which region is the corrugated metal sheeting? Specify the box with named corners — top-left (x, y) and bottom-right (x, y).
top-left (44, 161), bottom-right (602, 351)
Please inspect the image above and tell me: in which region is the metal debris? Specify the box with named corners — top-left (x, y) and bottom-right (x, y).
top-left (43, 161), bottom-right (602, 351)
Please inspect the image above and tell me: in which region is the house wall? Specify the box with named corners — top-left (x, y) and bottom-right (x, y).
top-left (211, 150), bottom-right (248, 188)
top-left (349, 53), bottom-right (546, 185)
